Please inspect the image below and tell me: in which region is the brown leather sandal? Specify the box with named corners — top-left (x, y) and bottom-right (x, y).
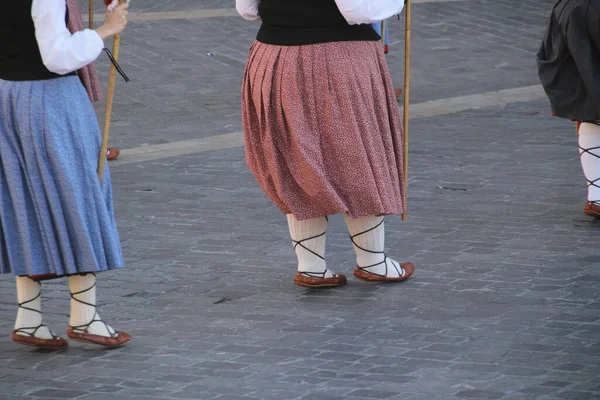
top-left (294, 271), bottom-right (347, 288)
top-left (107, 148), bottom-right (120, 160)
top-left (584, 201), bottom-right (600, 218)
top-left (354, 261), bottom-right (414, 282)
top-left (67, 327), bottom-right (131, 348)
top-left (394, 88), bottom-right (403, 101)
top-left (11, 331), bottom-right (68, 349)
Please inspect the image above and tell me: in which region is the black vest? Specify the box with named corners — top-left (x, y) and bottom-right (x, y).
top-left (256, 0), bottom-right (380, 46)
top-left (0, 0), bottom-right (73, 81)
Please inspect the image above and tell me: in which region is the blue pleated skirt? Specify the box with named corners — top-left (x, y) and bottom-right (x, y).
top-left (0, 76), bottom-right (124, 278)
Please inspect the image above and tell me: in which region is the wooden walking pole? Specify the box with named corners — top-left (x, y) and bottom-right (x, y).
top-left (89, 0), bottom-right (94, 29)
top-left (381, 19), bottom-right (387, 50)
top-left (402, 0), bottom-right (412, 221)
top-left (98, 0), bottom-right (126, 181)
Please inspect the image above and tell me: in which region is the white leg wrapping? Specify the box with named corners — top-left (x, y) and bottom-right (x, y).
top-left (14, 276), bottom-right (54, 339)
top-left (344, 215), bottom-right (406, 279)
top-left (69, 274), bottom-right (116, 337)
top-left (287, 215), bottom-right (336, 278)
top-left (579, 122), bottom-right (600, 203)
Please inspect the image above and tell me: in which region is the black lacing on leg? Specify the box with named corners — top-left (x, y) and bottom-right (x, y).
top-left (293, 217), bottom-right (334, 279)
top-left (70, 274), bottom-right (117, 338)
top-left (579, 145), bottom-right (600, 205)
top-left (349, 218), bottom-right (405, 278)
top-left (14, 284), bottom-right (59, 340)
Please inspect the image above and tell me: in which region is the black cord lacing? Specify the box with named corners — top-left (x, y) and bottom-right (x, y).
top-left (103, 48), bottom-right (130, 82)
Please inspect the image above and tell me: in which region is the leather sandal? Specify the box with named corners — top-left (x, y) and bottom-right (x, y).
top-left (107, 148), bottom-right (120, 160)
top-left (584, 201), bottom-right (600, 218)
top-left (394, 88), bottom-right (403, 101)
top-left (11, 331), bottom-right (68, 349)
top-left (67, 327), bottom-right (131, 348)
top-left (354, 261), bottom-right (414, 282)
top-left (294, 271), bottom-right (347, 288)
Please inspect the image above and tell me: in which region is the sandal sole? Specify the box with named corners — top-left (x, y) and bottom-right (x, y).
top-left (353, 275), bottom-right (411, 283)
top-left (67, 328), bottom-right (132, 348)
top-left (294, 281), bottom-right (345, 288)
top-left (353, 264), bottom-right (414, 283)
top-left (12, 340), bottom-right (68, 350)
top-left (11, 334), bottom-right (68, 350)
top-left (68, 336), bottom-right (130, 348)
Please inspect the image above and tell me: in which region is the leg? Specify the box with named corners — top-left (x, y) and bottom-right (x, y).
top-left (67, 273), bottom-right (131, 347)
top-left (287, 215), bottom-right (346, 288)
top-left (579, 122), bottom-right (600, 218)
top-left (12, 276), bottom-right (67, 349)
top-left (344, 215), bottom-right (414, 282)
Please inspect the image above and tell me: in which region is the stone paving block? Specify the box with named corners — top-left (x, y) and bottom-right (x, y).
top-left (26, 389), bottom-right (88, 399)
top-left (456, 389), bottom-right (506, 399)
top-left (2, 1), bottom-right (600, 399)
top-left (347, 389), bottom-right (399, 399)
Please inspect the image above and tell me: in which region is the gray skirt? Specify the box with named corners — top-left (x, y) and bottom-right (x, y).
top-left (0, 76), bottom-right (124, 279)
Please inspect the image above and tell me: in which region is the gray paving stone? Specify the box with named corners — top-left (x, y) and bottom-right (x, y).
top-left (26, 389), bottom-right (88, 399)
top-left (456, 390), bottom-right (505, 399)
top-left (1, 1), bottom-right (600, 399)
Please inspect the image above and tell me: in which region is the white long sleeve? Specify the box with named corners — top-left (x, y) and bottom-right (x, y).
top-left (236, 0), bottom-right (261, 21)
top-left (334, 0), bottom-right (404, 25)
top-left (31, 0), bottom-right (104, 75)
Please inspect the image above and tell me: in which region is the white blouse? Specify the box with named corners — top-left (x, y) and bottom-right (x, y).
top-left (31, 0), bottom-right (104, 75)
top-left (235, 0), bottom-right (404, 25)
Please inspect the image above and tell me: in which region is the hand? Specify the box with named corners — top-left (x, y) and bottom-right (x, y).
top-left (95, 3), bottom-right (129, 40)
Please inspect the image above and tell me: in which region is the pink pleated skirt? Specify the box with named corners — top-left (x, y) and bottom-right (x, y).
top-left (241, 40), bottom-right (406, 220)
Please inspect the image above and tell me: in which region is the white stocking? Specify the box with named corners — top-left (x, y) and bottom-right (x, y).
top-left (69, 274), bottom-right (116, 337)
top-left (344, 215), bottom-right (406, 279)
top-left (14, 277), bottom-right (54, 339)
top-left (579, 122), bottom-right (600, 204)
top-left (287, 215), bottom-right (336, 278)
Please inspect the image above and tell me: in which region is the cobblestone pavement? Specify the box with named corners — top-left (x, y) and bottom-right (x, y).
top-left (1, 1), bottom-right (599, 399)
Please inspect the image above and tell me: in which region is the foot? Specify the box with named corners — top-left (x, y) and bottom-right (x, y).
top-left (294, 270), bottom-right (347, 288)
top-left (354, 258), bottom-right (414, 283)
top-left (584, 201), bottom-right (600, 218)
top-left (69, 274), bottom-right (131, 348)
top-left (13, 277), bottom-right (67, 349)
top-left (107, 148), bottom-right (120, 160)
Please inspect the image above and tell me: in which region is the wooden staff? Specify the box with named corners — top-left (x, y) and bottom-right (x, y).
top-left (381, 19), bottom-right (387, 51)
top-left (98, 0), bottom-right (126, 181)
top-left (89, 0), bottom-right (94, 29)
top-left (402, 0), bottom-right (412, 221)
